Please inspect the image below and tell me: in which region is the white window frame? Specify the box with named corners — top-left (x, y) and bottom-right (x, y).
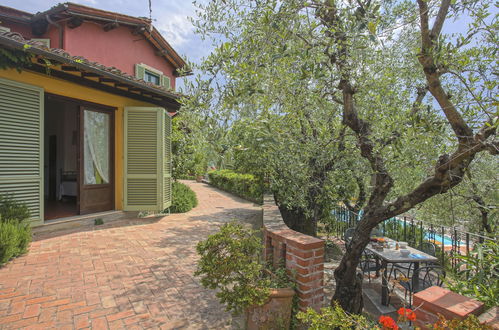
top-left (144, 70), bottom-right (161, 85)
top-left (137, 63), bottom-right (163, 76)
top-left (136, 63), bottom-right (172, 90)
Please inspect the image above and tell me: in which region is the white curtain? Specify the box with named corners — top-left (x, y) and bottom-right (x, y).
top-left (84, 110), bottom-right (109, 184)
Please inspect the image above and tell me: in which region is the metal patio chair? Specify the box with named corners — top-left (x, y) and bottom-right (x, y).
top-left (359, 250), bottom-right (382, 283)
top-left (392, 265), bottom-right (446, 307)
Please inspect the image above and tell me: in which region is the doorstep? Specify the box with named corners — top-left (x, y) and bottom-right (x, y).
top-left (33, 210), bottom-right (139, 234)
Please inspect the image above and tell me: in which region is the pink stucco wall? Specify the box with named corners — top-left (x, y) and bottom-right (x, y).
top-left (45, 26), bottom-right (62, 49)
top-left (1, 21), bottom-right (33, 38)
top-left (1, 21), bottom-right (61, 49)
top-left (63, 22), bottom-right (176, 89)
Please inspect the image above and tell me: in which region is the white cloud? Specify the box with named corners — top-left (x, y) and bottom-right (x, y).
top-left (155, 13), bottom-right (193, 48)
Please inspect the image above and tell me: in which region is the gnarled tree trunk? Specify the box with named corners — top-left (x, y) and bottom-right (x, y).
top-left (332, 217), bottom-right (377, 313)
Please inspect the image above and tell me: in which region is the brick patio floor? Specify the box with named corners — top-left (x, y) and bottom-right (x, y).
top-left (0, 181), bottom-right (261, 329)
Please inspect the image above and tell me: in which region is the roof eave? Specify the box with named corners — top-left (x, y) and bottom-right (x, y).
top-left (0, 34), bottom-right (183, 109)
top-left (30, 3), bottom-right (188, 70)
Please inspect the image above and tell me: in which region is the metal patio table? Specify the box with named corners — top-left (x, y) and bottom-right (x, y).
top-left (365, 243), bottom-right (438, 306)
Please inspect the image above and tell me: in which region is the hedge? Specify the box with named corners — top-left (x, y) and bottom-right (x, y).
top-left (207, 170), bottom-right (263, 203)
top-left (169, 181), bottom-right (198, 213)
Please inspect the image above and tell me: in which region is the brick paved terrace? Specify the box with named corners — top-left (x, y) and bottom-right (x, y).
top-left (0, 181), bottom-right (262, 329)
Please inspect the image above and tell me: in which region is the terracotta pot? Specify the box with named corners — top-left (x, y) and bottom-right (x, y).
top-left (245, 288), bottom-right (295, 330)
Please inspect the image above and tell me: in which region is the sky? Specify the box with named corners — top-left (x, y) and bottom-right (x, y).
top-left (1, 0), bottom-right (213, 89)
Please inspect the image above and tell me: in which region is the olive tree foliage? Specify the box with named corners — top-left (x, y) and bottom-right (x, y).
top-left (416, 152), bottom-right (498, 234)
top-left (186, 0), bottom-right (498, 313)
top-left (227, 105), bottom-right (369, 235)
top-left (171, 111), bottom-right (208, 179)
top-left (184, 2), bottom-right (374, 236)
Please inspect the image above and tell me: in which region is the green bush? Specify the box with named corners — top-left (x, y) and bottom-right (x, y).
top-left (0, 221), bottom-right (20, 264)
top-left (447, 239), bottom-right (499, 309)
top-left (195, 222), bottom-right (271, 315)
top-left (297, 303), bottom-right (375, 329)
top-left (170, 181), bottom-right (198, 213)
top-left (0, 195), bottom-right (31, 266)
top-left (207, 170), bottom-right (263, 203)
top-left (0, 195), bottom-right (30, 223)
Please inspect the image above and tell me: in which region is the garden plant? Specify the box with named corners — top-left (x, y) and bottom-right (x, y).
top-left (169, 181), bottom-right (198, 213)
top-left (0, 195), bottom-right (32, 266)
top-left (195, 222), bottom-right (295, 328)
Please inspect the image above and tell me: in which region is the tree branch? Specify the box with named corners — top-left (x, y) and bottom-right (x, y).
top-left (410, 85), bottom-right (428, 116)
top-left (315, 2), bottom-right (394, 209)
top-left (431, 0), bottom-right (451, 39)
top-left (417, 0), bottom-right (474, 143)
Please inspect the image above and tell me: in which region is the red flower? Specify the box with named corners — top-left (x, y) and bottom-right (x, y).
top-left (397, 307), bottom-right (416, 321)
top-left (379, 315), bottom-right (399, 329)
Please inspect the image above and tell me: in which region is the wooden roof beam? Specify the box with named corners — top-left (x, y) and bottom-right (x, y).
top-left (103, 22), bottom-right (119, 32)
top-left (61, 65), bottom-right (80, 71)
top-left (81, 72), bottom-right (100, 77)
top-left (132, 25), bottom-right (146, 35)
top-left (98, 77), bottom-right (115, 83)
top-left (67, 16), bottom-right (83, 29)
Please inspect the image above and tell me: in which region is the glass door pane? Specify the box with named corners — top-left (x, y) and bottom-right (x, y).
top-left (83, 110), bottom-right (110, 185)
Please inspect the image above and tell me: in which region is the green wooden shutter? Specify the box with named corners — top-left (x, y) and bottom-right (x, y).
top-left (163, 114), bottom-right (172, 208)
top-left (135, 64), bottom-right (146, 80)
top-left (124, 107), bottom-right (170, 211)
top-left (161, 75), bottom-right (171, 89)
top-left (0, 78), bottom-right (43, 225)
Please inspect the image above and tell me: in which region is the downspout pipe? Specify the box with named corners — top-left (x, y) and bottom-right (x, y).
top-left (45, 14), bottom-right (63, 48)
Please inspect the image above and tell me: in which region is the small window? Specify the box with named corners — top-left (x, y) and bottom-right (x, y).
top-left (144, 70), bottom-right (160, 85)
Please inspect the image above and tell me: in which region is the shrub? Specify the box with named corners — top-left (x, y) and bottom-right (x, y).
top-left (297, 303), bottom-right (375, 329)
top-left (207, 170), bottom-right (263, 203)
top-left (15, 222), bottom-right (31, 255)
top-left (446, 239), bottom-right (499, 309)
top-left (0, 221), bottom-right (20, 264)
top-left (170, 181), bottom-right (198, 213)
top-left (0, 195), bottom-right (31, 266)
top-left (0, 195), bottom-right (30, 223)
top-left (195, 222), bottom-right (271, 315)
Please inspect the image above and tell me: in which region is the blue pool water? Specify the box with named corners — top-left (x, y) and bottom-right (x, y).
top-left (427, 232), bottom-right (453, 246)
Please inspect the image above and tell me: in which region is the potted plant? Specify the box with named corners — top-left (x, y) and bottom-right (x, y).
top-left (195, 222), bottom-right (295, 329)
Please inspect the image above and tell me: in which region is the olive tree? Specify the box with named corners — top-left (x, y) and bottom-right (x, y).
top-left (187, 0), bottom-right (498, 313)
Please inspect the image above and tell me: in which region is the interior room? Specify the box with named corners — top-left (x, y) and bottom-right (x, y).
top-left (43, 97), bottom-right (79, 220)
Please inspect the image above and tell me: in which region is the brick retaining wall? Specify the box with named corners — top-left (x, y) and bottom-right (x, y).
top-left (413, 286), bottom-right (486, 329)
top-left (262, 195), bottom-right (325, 311)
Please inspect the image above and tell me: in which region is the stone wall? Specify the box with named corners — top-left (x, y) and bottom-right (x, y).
top-left (262, 195), bottom-right (325, 311)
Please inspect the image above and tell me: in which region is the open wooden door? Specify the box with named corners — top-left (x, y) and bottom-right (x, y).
top-left (79, 107), bottom-right (114, 214)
